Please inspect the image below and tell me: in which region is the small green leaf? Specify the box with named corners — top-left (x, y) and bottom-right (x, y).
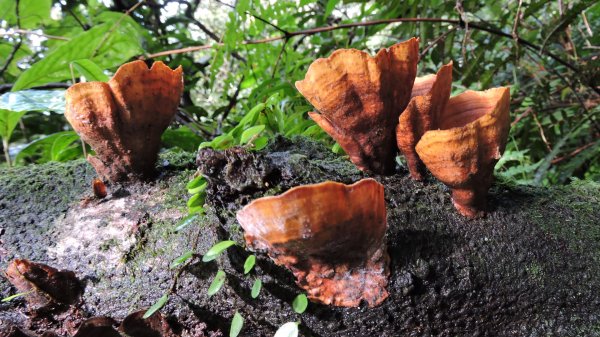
top-left (230, 311), bottom-right (244, 337)
top-left (207, 270), bottom-right (226, 296)
top-left (243, 255), bottom-right (256, 274)
top-left (170, 250), bottom-right (194, 269)
top-left (175, 214), bottom-right (199, 232)
top-left (186, 175), bottom-right (207, 194)
top-left (0, 109), bottom-right (27, 143)
top-left (71, 59), bottom-right (109, 82)
top-left (1, 290), bottom-right (33, 302)
top-left (143, 293), bottom-right (169, 319)
top-left (251, 136), bottom-right (269, 151)
top-left (274, 322), bottom-right (299, 337)
top-left (188, 205), bottom-right (205, 215)
top-left (188, 181), bottom-right (207, 195)
top-left (240, 125), bottom-right (265, 144)
top-left (251, 278), bottom-right (262, 298)
top-left (187, 192), bottom-right (206, 208)
top-left (203, 240), bottom-right (236, 262)
top-left (292, 294), bottom-right (308, 314)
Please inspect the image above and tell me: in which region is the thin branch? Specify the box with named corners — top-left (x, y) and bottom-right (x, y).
top-left (146, 17), bottom-right (459, 58)
top-left (271, 40), bottom-right (287, 79)
top-left (213, 0), bottom-right (290, 35)
top-left (65, 6), bottom-right (89, 31)
top-left (420, 27), bottom-right (458, 58)
top-left (551, 140), bottom-right (598, 164)
top-left (92, 0), bottom-right (145, 57)
top-left (0, 29), bottom-right (69, 41)
top-left (218, 76), bottom-right (244, 130)
top-left (0, 40), bottom-right (22, 78)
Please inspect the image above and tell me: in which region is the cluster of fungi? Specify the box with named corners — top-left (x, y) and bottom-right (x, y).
top-left (240, 37), bottom-right (510, 308)
top-left (5, 37), bottom-right (510, 333)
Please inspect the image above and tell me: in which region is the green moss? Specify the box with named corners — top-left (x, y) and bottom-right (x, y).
top-left (530, 180), bottom-right (600, 263)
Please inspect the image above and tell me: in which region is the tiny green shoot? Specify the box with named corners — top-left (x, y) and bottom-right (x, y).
top-left (243, 255), bottom-right (256, 274)
top-left (292, 294), bottom-right (308, 314)
top-left (143, 293), bottom-right (169, 319)
top-left (170, 250), bottom-right (194, 269)
top-left (207, 270), bottom-right (226, 296)
top-left (174, 214), bottom-right (198, 232)
top-left (202, 240), bottom-right (236, 262)
top-left (251, 278), bottom-right (262, 298)
top-left (230, 311), bottom-right (244, 337)
top-left (1, 290), bottom-right (33, 302)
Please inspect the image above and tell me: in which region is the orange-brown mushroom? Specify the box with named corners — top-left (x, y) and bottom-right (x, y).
top-left (236, 178), bottom-right (389, 307)
top-left (295, 38), bottom-right (419, 175)
top-left (415, 87), bottom-right (511, 218)
top-left (5, 259), bottom-right (82, 311)
top-left (397, 62), bottom-right (453, 180)
top-left (65, 60), bottom-right (183, 182)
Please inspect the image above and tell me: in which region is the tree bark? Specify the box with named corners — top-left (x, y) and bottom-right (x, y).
top-left (1, 137), bottom-right (599, 337)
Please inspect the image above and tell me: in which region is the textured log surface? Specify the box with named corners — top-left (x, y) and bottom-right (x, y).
top-left (1, 136), bottom-right (599, 337)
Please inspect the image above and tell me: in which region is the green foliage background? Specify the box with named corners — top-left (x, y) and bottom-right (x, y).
top-left (0, 0), bottom-right (598, 186)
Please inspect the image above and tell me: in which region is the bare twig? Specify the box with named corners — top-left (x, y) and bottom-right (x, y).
top-left (271, 40), bottom-right (288, 79)
top-left (532, 110), bottom-right (552, 152)
top-left (92, 0), bottom-right (145, 57)
top-left (0, 29), bottom-right (69, 41)
top-left (145, 17), bottom-right (459, 58)
top-left (551, 140), bottom-right (598, 164)
top-left (420, 27), bottom-right (458, 58)
top-left (218, 76), bottom-right (244, 130)
top-left (0, 40), bottom-right (22, 78)
top-left (581, 11), bottom-right (593, 37)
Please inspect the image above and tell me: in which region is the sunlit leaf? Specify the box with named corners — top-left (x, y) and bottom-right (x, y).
top-left (0, 90), bottom-right (66, 113)
top-left (170, 250), bottom-right (194, 269)
top-left (71, 59), bottom-right (109, 82)
top-left (203, 240), bottom-right (236, 262)
top-left (13, 15), bottom-right (143, 91)
top-left (240, 125), bottom-right (265, 144)
top-left (251, 278), bottom-right (262, 298)
top-left (274, 322), bottom-right (299, 337)
top-left (143, 293), bottom-right (169, 319)
top-left (230, 311), bottom-right (244, 337)
top-left (175, 214), bottom-right (199, 232)
top-left (0, 109), bottom-right (27, 143)
top-left (243, 255), bottom-right (256, 274)
top-left (292, 294), bottom-right (308, 314)
top-left (207, 270), bottom-right (226, 296)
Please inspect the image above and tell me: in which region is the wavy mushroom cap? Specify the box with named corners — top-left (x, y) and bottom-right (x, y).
top-left (397, 62), bottom-right (453, 180)
top-left (65, 61), bottom-right (183, 182)
top-left (295, 38), bottom-right (419, 175)
top-left (415, 87), bottom-right (511, 217)
top-left (237, 178), bottom-right (390, 307)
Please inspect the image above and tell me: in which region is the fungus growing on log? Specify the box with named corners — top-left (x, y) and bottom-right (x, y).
top-left (295, 38), bottom-right (419, 175)
top-left (236, 178), bottom-right (389, 307)
top-left (397, 62), bottom-right (453, 180)
top-left (415, 87), bottom-right (511, 218)
top-left (119, 310), bottom-right (176, 337)
top-left (5, 259), bottom-right (82, 311)
top-left (65, 60), bottom-right (183, 182)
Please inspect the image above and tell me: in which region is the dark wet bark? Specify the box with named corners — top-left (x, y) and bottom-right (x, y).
top-left (1, 137), bottom-right (599, 337)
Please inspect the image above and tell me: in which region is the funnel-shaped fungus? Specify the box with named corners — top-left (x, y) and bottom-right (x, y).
top-left (397, 62), bottom-right (453, 180)
top-left (236, 178), bottom-right (389, 307)
top-left (415, 87), bottom-right (510, 218)
top-left (65, 60), bottom-right (183, 182)
top-left (5, 259), bottom-right (82, 311)
top-left (295, 38), bottom-right (419, 175)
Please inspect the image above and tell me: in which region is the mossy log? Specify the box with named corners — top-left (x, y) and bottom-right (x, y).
top-left (1, 137), bottom-right (599, 337)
